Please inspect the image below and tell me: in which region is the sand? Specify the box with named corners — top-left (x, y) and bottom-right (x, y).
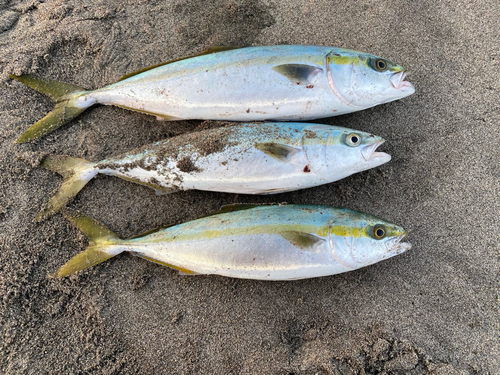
top-left (1, 0), bottom-right (498, 373)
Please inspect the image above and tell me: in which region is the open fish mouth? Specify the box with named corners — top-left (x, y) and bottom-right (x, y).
top-left (386, 234), bottom-right (412, 255)
top-left (361, 140), bottom-right (390, 161)
top-left (389, 70), bottom-right (413, 90)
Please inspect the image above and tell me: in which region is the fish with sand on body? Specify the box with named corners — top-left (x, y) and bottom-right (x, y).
top-left (35, 122), bottom-right (391, 221)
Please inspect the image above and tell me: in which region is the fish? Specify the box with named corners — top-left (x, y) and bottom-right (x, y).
top-left (36, 122), bottom-right (391, 221)
top-left (53, 204), bottom-right (411, 280)
top-left (9, 45), bottom-right (415, 143)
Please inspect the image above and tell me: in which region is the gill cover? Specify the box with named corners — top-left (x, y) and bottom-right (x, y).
top-left (325, 51), bottom-right (414, 108)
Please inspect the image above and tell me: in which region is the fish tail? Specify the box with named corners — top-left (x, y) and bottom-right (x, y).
top-left (51, 209), bottom-right (125, 277)
top-left (37, 155), bottom-right (98, 221)
top-left (9, 74), bottom-right (92, 143)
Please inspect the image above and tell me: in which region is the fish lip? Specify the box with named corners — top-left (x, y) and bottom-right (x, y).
top-left (361, 139), bottom-right (388, 161)
top-left (389, 70), bottom-right (411, 90)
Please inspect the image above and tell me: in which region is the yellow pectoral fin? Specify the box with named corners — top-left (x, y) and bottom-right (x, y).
top-left (134, 254), bottom-right (200, 275)
top-left (254, 142), bottom-right (299, 161)
top-left (280, 231), bottom-right (325, 252)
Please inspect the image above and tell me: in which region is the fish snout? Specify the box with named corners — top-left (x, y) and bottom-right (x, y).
top-left (389, 70), bottom-right (415, 94)
top-left (385, 233), bottom-right (412, 255)
top-left (361, 139), bottom-right (390, 162)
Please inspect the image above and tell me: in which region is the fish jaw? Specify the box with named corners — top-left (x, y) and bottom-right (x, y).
top-left (361, 139), bottom-right (389, 162)
top-left (389, 70), bottom-right (415, 98)
top-left (384, 232), bottom-right (412, 258)
top-left (358, 139), bottom-right (391, 171)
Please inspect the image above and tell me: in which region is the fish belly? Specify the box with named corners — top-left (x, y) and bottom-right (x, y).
top-left (131, 234), bottom-right (344, 280)
top-left (180, 147), bottom-right (325, 194)
top-left (87, 47), bottom-right (355, 120)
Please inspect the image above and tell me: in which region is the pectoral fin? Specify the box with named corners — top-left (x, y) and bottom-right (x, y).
top-left (272, 64), bottom-right (323, 85)
top-left (280, 231), bottom-right (325, 252)
top-left (117, 46), bottom-right (243, 82)
top-left (255, 142), bottom-right (299, 161)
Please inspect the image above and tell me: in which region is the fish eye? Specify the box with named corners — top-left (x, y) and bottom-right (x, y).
top-left (372, 225), bottom-right (386, 240)
top-left (346, 133), bottom-right (362, 147)
top-left (371, 58), bottom-right (388, 72)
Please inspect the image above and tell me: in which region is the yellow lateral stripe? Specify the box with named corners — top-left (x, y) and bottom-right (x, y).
top-left (329, 225), bottom-right (368, 238)
top-left (327, 55), bottom-right (361, 66)
top-left (140, 223), bottom-right (343, 244)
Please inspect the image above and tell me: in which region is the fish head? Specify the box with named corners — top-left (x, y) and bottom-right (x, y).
top-left (320, 126), bottom-right (391, 176)
top-left (326, 49), bottom-right (415, 109)
top-left (328, 209), bottom-right (411, 270)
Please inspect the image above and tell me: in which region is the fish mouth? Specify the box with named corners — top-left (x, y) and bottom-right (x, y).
top-left (386, 233), bottom-right (412, 255)
top-left (389, 70), bottom-right (413, 90)
top-left (361, 140), bottom-right (390, 162)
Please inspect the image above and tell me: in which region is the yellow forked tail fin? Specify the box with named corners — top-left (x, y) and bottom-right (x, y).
top-left (52, 210), bottom-right (124, 278)
top-left (37, 155), bottom-right (98, 221)
top-left (9, 74), bottom-right (91, 143)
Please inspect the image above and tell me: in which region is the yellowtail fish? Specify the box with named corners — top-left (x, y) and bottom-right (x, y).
top-left (10, 45), bottom-right (414, 143)
top-left (54, 205), bottom-right (411, 280)
top-left (37, 122), bottom-right (390, 221)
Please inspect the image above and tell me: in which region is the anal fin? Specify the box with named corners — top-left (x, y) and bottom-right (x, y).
top-left (134, 254), bottom-right (200, 275)
top-left (113, 104), bottom-right (183, 121)
top-left (117, 175), bottom-right (178, 195)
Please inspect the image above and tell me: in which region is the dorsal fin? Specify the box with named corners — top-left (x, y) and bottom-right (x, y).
top-left (128, 204), bottom-right (259, 239)
top-left (280, 231), bottom-right (325, 252)
top-left (128, 221), bottom-right (179, 239)
top-left (207, 204), bottom-right (260, 216)
top-left (116, 46), bottom-right (243, 82)
top-left (255, 142), bottom-right (299, 161)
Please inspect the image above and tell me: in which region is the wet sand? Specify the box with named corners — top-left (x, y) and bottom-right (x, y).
top-left (1, 0), bottom-right (498, 373)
